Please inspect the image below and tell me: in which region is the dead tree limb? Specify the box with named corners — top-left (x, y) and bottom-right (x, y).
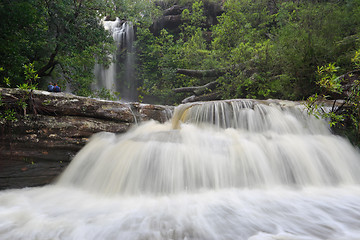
top-left (182, 92), bottom-right (221, 103)
top-left (176, 63), bottom-right (245, 78)
top-left (173, 81), bottom-right (218, 95)
top-left (176, 68), bottom-right (227, 78)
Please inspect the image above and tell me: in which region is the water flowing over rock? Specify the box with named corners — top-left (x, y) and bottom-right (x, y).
top-left (58, 99), bottom-right (360, 195)
top-left (94, 18), bottom-right (137, 101)
top-left (1, 93), bottom-right (360, 240)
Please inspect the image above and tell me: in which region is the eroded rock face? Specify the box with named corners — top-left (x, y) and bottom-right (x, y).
top-left (0, 88), bottom-right (173, 190)
top-left (150, 1), bottom-right (223, 35)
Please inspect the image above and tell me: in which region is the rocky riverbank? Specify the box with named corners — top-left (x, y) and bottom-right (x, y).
top-left (0, 88), bottom-right (173, 190)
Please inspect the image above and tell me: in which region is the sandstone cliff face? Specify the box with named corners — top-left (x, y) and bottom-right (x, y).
top-left (0, 88), bottom-right (173, 190)
top-left (150, 1), bottom-right (223, 35)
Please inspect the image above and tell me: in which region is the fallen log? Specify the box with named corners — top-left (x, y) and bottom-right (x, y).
top-left (182, 92), bottom-right (221, 103)
top-left (173, 81), bottom-right (218, 95)
top-left (176, 63), bottom-right (246, 78)
top-left (176, 68), bottom-right (227, 78)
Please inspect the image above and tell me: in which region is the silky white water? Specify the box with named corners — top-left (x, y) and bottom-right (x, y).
top-left (94, 18), bottom-right (137, 101)
top-left (1, 100), bottom-right (360, 240)
top-left (94, 18), bottom-right (122, 91)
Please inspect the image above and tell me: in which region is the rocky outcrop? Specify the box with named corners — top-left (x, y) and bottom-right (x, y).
top-left (0, 88), bottom-right (173, 190)
top-left (150, 1), bottom-right (223, 35)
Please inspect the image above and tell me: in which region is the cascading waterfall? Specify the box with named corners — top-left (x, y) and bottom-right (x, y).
top-left (94, 18), bottom-right (137, 101)
top-left (1, 99), bottom-right (360, 240)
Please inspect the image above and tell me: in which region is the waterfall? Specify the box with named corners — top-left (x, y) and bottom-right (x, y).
top-left (57, 100), bottom-right (360, 195)
top-left (1, 100), bottom-right (360, 240)
top-left (94, 18), bottom-right (137, 101)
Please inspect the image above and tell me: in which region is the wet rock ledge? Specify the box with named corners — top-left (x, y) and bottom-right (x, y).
top-left (0, 88), bottom-right (173, 190)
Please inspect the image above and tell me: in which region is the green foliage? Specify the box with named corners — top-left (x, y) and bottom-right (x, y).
top-left (17, 98), bottom-right (28, 114)
top-left (0, 93), bottom-right (19, 122)
top-left (138, 93), bottom-right (144, 103)
top-left (352, 50), bottom-right (360, 69)
top-left (272, 1), bottom-right (360, 98)
top-left (316, 63), bottom-right (342, 93)
top-left (180, 0), bottom-right (206, 39)
top-left (0, 0), bottom-right (114, 95)
top-left (306, 94), bottom-right (344, 127)
top-left (0, 0), bottom-right (48, 87)
top-left (100, 0), bottom-right (161, 25)
top-left (0, 67), bottom-right (11, 87)
top-left (20, 63), bottom-right (39, 90)
top-left (0, 109), bottom-right (17, 122)
top-left (307, 50), bottom-right (360, 144)
top-left (133, 0), bottom-right (360, 105)
top-left (212, 0), bottom-right (271, 53)
top-left (2, 0), bottom-right (360, 108)
top-left (91, 88), bottom-right (121, 101)
top-left (24, 63), bottom-right (40, 84)
top-left (17, 83), bottom-right (37, 91)
top-left (136, 0), bottom-right (213, 104)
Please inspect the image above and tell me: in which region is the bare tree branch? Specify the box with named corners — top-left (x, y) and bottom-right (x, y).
top-left (173, 81), bottom-right (218, 95)
top-left (176, 68), bottom-right (227, 78)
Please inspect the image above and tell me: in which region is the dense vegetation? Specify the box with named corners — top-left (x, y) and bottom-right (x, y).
top-left (135, 0), bottom-right (360, 103)
top-left (1, 0), bottom-right (360, 142)
top-left (0, 0), bottom-right (159, 96)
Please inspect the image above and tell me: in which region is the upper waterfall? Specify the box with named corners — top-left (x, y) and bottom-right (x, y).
top-left (94, 18), bottom-right (137, 101)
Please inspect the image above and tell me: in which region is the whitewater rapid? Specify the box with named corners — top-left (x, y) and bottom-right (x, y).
top-left (1, 99), bottom-right (360, 240)
top-left (1, 185), bottom-right (360, 239)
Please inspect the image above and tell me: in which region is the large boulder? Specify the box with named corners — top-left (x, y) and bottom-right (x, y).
top-left (150, 1), bottom-right (224, 35)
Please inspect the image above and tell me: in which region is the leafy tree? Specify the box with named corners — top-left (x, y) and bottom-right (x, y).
top-left (307, 50), bottom-right (360, 145)
top-left (271, 1), bottom-right (360, 99)
top-left (0, 0), bottom-right (48, 87)
top-left (2, 0), bottom-right (360, 106)
top-left (100, 0), bottom-right (161, 26)
top-left (0, 0), bottom-right (114, 96)
top-left (207, 0), bottom-right (360, 101)
top-left (210, 0), bottom-right (278, 99)
top-left (136, 0), bottom-right (210, 104)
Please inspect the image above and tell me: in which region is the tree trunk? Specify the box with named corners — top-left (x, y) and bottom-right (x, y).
top-left (176, 68), bottom-right (227, 78)
top-left (173, 81), bottom-right (218, 95)
top-left (176, 63), bottom-right (246, 78)
top-left (37, 45), bottom-right (59, 77)
top-left (182, 92), bottom-right (221, 103)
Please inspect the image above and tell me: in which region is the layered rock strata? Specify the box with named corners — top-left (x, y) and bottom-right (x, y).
top-left (0, 88), bottom-right (172, 190)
